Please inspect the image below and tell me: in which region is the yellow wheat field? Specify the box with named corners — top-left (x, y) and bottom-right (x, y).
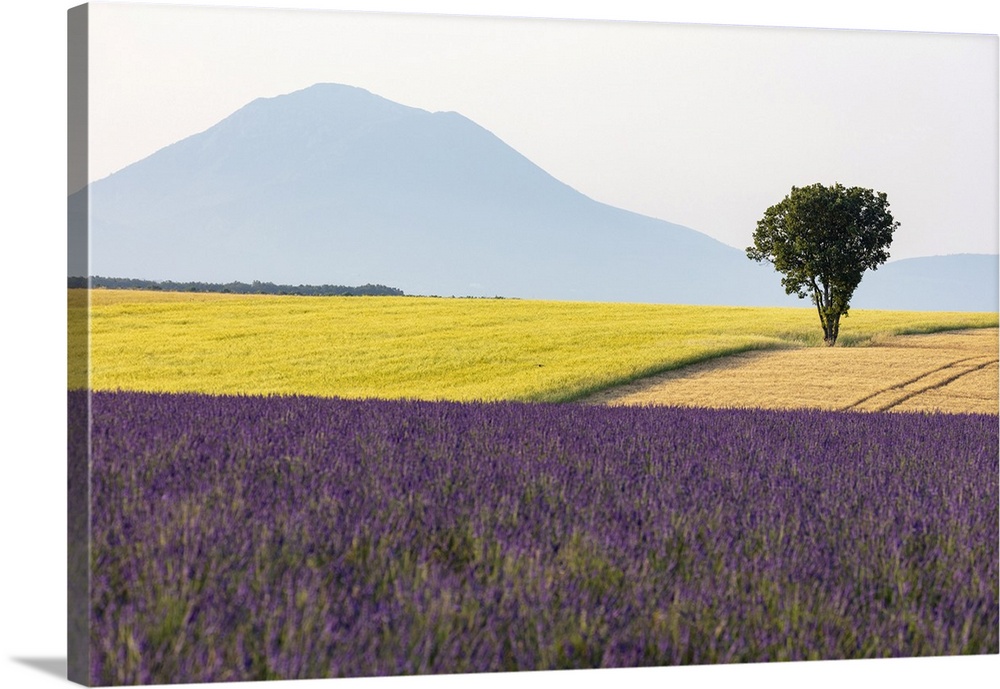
top-left (68, 289), bottom-right (998, 403)
top-left (585, 328), bottom-right (999, 414)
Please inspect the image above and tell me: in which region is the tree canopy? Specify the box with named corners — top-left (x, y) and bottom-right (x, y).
top-left (747, 183), bottom-right (898, 346)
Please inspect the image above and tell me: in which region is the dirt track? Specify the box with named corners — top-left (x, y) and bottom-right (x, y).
top-left (583, 328), bottom-right (999, 415)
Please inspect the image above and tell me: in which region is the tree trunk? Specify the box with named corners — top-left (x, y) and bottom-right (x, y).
top-left (822, 312), bottom-right (841, 346)
top-left (813, 286), bottom-right (841, 346)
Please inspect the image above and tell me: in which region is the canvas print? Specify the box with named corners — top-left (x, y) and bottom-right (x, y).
top-left (67, 2), bottom-right (999, 686)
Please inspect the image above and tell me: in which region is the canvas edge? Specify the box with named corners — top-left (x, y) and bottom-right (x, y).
top-left (68, 3), bottom-right (91, 686)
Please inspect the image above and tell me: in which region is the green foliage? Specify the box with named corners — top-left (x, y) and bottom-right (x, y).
top-left (747, 183), bottom-right (898, 346)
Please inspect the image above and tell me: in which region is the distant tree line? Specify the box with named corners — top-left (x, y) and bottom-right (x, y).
top-left (69, 276), bottom-right (405, 297)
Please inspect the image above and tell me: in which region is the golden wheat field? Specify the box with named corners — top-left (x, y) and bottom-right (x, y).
top-left (68, 288), bottom-right (997, 404)
top-left (585, 328), bottom-right (999, 414)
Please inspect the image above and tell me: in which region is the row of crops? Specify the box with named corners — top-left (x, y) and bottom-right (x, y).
top-left (79, 390), bottom-right (999, 685)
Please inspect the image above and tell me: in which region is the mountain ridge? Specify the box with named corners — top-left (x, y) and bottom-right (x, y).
top-left (74, 83), bottom-right (997, 311)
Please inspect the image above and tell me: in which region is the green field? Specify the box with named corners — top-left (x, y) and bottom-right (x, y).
top-left (69, 288), bottom-right (998, 402)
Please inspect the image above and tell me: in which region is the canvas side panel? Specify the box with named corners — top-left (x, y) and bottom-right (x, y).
top-left (68, 4), bottom-right (91, 686)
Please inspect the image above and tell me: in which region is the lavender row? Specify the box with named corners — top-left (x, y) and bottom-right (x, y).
top-left (78, 390), bottom-right (999, 685)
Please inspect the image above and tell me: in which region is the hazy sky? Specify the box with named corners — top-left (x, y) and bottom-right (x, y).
top-left (84, 1), bottom-right (998, 261)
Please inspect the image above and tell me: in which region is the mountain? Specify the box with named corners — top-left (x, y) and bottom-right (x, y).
top-left (72, 83), bottom-right (997, 311)
top-left (852, 254), bottom-right (998, 312)
top-left (73, 83), bottom-right (796, 305)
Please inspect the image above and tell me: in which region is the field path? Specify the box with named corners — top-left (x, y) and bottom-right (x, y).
top-left (582, 328), bottom-right (998, 415)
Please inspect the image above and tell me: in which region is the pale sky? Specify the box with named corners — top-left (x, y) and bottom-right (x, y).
top-left (83, 1), bottom-right (999, 261)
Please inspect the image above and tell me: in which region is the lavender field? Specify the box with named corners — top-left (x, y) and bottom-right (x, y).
top-left (78, 390), bottom-right (998, 685)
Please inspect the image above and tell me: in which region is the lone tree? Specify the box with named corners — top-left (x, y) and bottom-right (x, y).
top-left (747, 182), bottom-right (898, 346)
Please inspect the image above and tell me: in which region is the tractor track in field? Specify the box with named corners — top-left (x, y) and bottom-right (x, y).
top-left (841, 355), bottom-right (999, 412)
